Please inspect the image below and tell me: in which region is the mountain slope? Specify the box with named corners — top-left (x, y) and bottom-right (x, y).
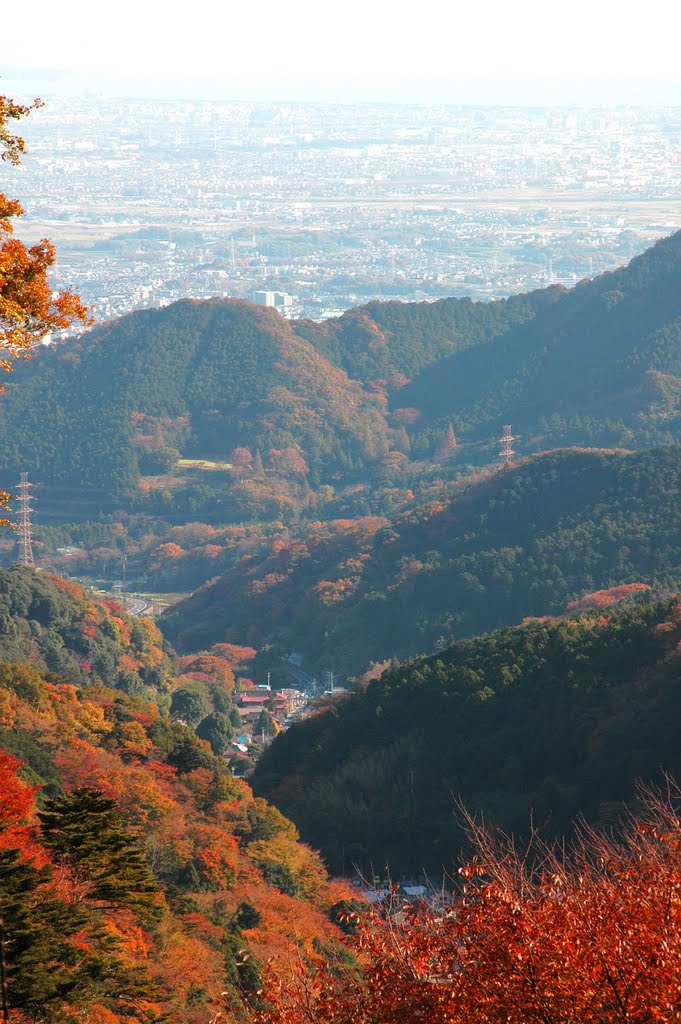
top-left (162, 445), bottom-right (681, 673)
top-left (253, 594), bottom-right (681, 874)
top-left (0, 565), bottom-right (173, 693)
top-left (292, 284), bottom-right (562, 384)
top-left (0, 298), bottom-right (389, 506)
top-left (399, 229), bottom-right (681, 450)
top-left (0, 567), bottom-right (353, 1022)
top-left (2, 232), bottom-right (681, 524)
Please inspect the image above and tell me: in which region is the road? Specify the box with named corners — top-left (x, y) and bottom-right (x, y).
top-left (123, 595), bottom-right (153, 616)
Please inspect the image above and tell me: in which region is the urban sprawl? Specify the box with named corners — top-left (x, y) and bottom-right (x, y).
top-left (8, 97), bottom-right (681, 324)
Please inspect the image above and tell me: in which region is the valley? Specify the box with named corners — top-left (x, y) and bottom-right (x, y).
top-left (3, 80), bottom-right (681, 1022)
top-left (3, 229), bottom-right (681, 683)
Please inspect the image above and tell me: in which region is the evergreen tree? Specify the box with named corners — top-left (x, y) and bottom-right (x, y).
top-left (228, 703), bottom-right (243, 730)
top-left (0, 847), bottom-right (85, 1017)
top-left (232, 901), bottom-right (262, 930)
top-left (394, 425), bottom-right (411, 454)
top-left (170, 685), bottom-right (211, 726)
top-left (223, 919), bottom-right (262, 1003)
top-left (196, 711), bottom-right (234, 756)
top-left (38, 789), bottom-right (162, 920)
top-left (256, 708), bottom-right (277, 740)
top-left (253, 449), bottom-right (266, 480)
top-left (434, 421), bottom-right (457, 461)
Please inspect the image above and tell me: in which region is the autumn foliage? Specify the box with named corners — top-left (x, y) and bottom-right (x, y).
top-left (256, 789), bottom-right (681, 1024)
top-left (0, 568), bottom-right (349, 1023)
top-left (0, 749), bottom-right (37, 858)
top-left (0, 92), bottom-right (90, 522)
top-left (0, 663), bottom-right (345, 1023)
top-left (0, 565), bottom-right (356, 1019)
top-left (566, 582), bottom-right (652, 612)
top-left (0, 93), bottom-right (90, 367)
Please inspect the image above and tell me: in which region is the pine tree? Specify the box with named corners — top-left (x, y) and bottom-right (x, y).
top-left (196, 711), bottom-right (234, 756)
top-left (256, 708), bottom-right (277, 740)
top-left (0, 847), bottom-right (85, 1017)
top-left (434, 421), bottom-right (457, 462)
top-left (38, 789), bottom-right (162, 920)
top-left (394, 425), bottom-right (411, 454)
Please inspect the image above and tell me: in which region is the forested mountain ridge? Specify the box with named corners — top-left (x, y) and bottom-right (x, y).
top-left (253, 593), bottom-right (681, 875)
top-left (0, 565), bottom-right (173, 694)
top-left (162, 445), bottom-right (681, 673)
top-left (2, 230), bottom-right (681, 529)
top-left (399, 228), bottom-right (681, 449)
top-left (0, 298), bottom-right (389, 508)
top-left (0, 567), bottom-right (354, 1022)
top-left (292, 283), bottom-right (563, 383)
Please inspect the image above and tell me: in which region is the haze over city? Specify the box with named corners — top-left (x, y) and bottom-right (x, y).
top-left (4, 0), bottom-right (681, 104)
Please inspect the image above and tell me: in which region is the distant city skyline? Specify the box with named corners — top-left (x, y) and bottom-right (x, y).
top-left (3, 0), bottom-right (681, 106)
top-left (8, 97), bottom-right (679, 326)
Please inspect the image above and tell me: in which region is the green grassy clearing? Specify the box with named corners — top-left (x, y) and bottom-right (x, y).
top-left (176, 458), bottom-right (233, 472)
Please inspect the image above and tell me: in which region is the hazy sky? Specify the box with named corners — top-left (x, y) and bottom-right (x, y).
top-left (3, 0), bottom-right (681, 104)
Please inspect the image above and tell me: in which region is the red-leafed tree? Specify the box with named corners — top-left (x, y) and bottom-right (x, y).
top-left (0, 750), bottom-right (38, 860)
top-left (255, 785), bottom-right (681, 1024)
top-left (567, 583), bottom-right (651, 612)
top-left (210, 642), bottom-right (257, 664)
top-left (150, 541), bottom-right (185, 567)
top-left (1, 92), bottom-right (90, 523)
top-left (1, 94), bottom-right (90, 362)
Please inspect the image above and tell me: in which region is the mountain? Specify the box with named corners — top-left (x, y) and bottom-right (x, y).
top-left (4, 230), bottom-right (681, 531)
top-left (162, 445), bottom-right (681, 674)
top-left (0, 567), bottom-right (354, 1022)
top-left (292, 284), bottom-right (561, 384)
top-left (398, 229), bottom-right (681, 453)
top-left (0, 565), bottom-right (174, 693)
top-left (252, 593), bottom-right (681, 875)
top-left (0, 298), bottom-right (389, 516)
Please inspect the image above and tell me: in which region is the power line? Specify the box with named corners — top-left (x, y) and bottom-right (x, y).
top-left (499, 425), bottom-right (516, 469)
top-left (15, 472), bottom-right (35, 567)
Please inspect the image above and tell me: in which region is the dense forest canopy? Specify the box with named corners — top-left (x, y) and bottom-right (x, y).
top-left (0, 566), bottom-right (355, 1022)
top-left (163, 445), bottom-right (681, 673)
top-left (291, 284), bottom-right (561, 383)
top-left (1, 230), bottom-right (681, 531)
top-left (253, 593), bottom-right (681, 875)
top-left (0, 298), bottom-right (389, 513)
top-left (398, 228), bottom-right (681, 448)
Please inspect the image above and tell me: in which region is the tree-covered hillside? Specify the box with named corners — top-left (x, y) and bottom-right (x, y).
top-left (399, 229), bottom-right (681, 451)
top-left (292, 284), bottom-right (561, 383)
top-left (253, 594), bottom-right (681, 875)
top-left (162, 445), bottom-right (681, 673)
top-left (3, 230), bottom-right (681, 530)
top-left (0, 567), bottom-right (354, 1023)
top-left (0, 298), bottom-right (389, 509)
top-left (0, 565), bottom-right (173, 693)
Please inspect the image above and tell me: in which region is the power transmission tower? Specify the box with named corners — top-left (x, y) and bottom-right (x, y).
top-left (15, 473), bottom-right (35, 567)
top-left (499, 425), bottom-right (516, 469)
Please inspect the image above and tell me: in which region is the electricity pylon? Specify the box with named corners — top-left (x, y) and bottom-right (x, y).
top-left (15, 472), bottom-right (35, 567)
